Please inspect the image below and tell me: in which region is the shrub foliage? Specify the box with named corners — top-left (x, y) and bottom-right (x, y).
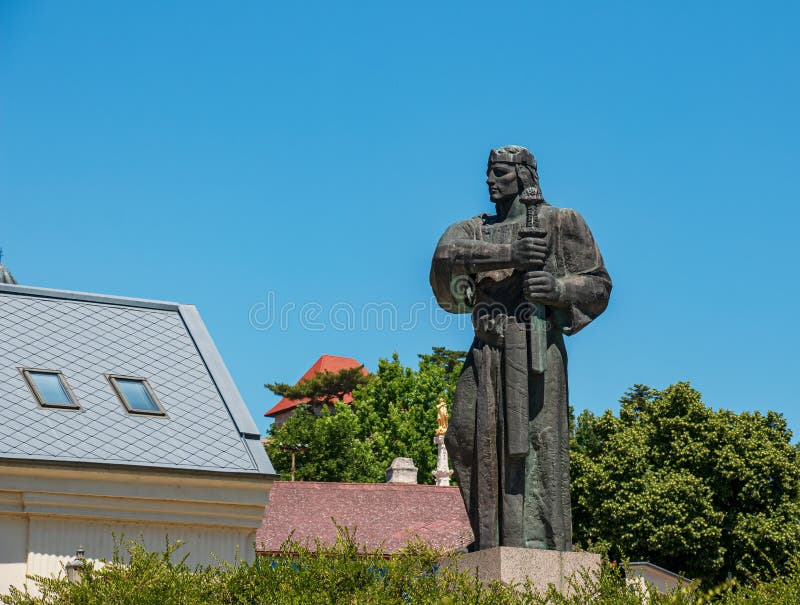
top-left (5, 532), bottom-right (800, 605)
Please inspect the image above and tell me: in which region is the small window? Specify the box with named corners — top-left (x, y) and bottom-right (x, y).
top-left (107, 375), bottom-right (166, 416)
top-left (20, 369), bottom-right (80, 409)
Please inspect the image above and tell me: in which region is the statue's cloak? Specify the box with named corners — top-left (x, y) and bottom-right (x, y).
top-left (430, 205), bottom-right (611, 550)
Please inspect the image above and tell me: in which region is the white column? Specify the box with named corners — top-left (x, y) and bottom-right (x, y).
top-left (432, 434), bottom-right (453, 487)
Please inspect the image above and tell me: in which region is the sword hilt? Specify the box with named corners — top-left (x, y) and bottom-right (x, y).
top-left (518, 186), bottom-right (546, 261)
top-left (520, 186), bottom-right (544, 231)
top-left (518, 186), bottom-right (547, 374)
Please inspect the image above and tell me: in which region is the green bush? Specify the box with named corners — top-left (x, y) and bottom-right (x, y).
top-left (3, 532), bottom-right (800, 605)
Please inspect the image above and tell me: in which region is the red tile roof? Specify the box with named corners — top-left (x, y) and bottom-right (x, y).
top-left (256, 481), bottom-right (473, 554)
top-left (265, 355), bottom-right (369, 417)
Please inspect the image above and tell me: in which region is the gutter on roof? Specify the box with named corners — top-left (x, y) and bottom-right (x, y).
top-left (0, 454), bottom-right (278, 480)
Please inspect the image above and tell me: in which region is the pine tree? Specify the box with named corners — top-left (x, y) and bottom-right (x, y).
top-left (265, 366), bottom-right (370, 405)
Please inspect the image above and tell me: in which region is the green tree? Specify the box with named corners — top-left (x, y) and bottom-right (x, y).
top-left (264, 403), bottom-right (384, 482)
top-left (571, 382), bottom-right (800, 584)
top-left (265, 366), bottom-right (370, 404)
top-left (418, 346), bottom-right (468, 375)
top-left (264, 348), bottom-right (465, 484)
top-left (352, 350), bottom-right (464, 484)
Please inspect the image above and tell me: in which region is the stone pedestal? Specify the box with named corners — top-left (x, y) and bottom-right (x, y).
top-left (432, 434), bottom-right (453, 487)
top-left (449, 547), bottom-right (601, 595)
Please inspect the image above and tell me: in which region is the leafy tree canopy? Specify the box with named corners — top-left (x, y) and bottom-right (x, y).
top-left (418, 346), bottom-right (468, 375)
top-left (265, 348), bottom-right (465, 484)
top-left (571, 382), bottom-right (800, 584)
top-left (265, 403), bottom-right (383, 483)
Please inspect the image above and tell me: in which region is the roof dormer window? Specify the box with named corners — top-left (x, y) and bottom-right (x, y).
top-left (20, 369), bottom-right (80, 410)
top-left (107, 375), bottom-right (166, 416)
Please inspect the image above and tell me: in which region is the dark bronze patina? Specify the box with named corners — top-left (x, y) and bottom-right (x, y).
top-left (430, 145), bottom-right (611, 551)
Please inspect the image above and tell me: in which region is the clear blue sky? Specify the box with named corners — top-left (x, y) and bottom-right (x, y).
top-left (2, 1), bottom-right (798, 439)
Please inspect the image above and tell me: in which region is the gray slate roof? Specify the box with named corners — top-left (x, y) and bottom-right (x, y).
top-left (0, 284), bottom-right (274, 476)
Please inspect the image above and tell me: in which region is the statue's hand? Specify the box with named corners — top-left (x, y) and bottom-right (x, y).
top-left (522, 271), bottom-right (560, 305)
top-left (511, 237), bottom-right (547, 269)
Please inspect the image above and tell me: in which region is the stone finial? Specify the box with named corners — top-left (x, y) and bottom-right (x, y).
top-left (0, 264), bottom-right (17, 285)
top-left (386, 457), bottom-right (418, 484)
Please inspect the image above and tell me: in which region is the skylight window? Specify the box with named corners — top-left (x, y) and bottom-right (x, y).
top-left (21, 369), bottom-right (80, 409)
top-left (107, 375), bottom-right (166, 416)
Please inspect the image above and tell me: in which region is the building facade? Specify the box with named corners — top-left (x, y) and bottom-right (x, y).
top-left (0, 283), bottom-right (275, 595)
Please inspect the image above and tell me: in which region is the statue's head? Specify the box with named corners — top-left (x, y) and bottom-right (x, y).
top-left (486, 145), bottom-right (540, 204)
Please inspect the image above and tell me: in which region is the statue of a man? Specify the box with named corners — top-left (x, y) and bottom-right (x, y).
top-left (430, 145), bottom-right (611, 551)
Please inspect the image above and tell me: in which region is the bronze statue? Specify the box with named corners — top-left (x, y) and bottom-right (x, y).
top-left (430, 145), bottom-right (611, 551)
top-left (436, 396), bottom-right (449, 436)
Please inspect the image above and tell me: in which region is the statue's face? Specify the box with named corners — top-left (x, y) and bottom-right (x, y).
top-left (486, 162), bottom-right (519, 203)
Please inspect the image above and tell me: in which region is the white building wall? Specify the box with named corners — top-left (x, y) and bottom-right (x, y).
top-left (0, 462), bottom-right (271, 596)
top-left (25, 517), bottom-right (257, 578)
top-left (0, 516), bottom-right (27, 594)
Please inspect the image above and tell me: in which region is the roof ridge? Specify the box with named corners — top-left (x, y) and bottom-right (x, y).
top-left (272, 481), bottom-right (457, 489)
top-left (0, 283), bottom-right (183, 310)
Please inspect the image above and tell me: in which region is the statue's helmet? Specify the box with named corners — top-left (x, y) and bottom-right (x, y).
top-left (487, 145), bottom-right (537, 171)
top-left (487, 145), bottom-right (540, 191)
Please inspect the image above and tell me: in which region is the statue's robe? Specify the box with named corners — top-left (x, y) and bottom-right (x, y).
top-left (430, 204), bottom-right (611, 551)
